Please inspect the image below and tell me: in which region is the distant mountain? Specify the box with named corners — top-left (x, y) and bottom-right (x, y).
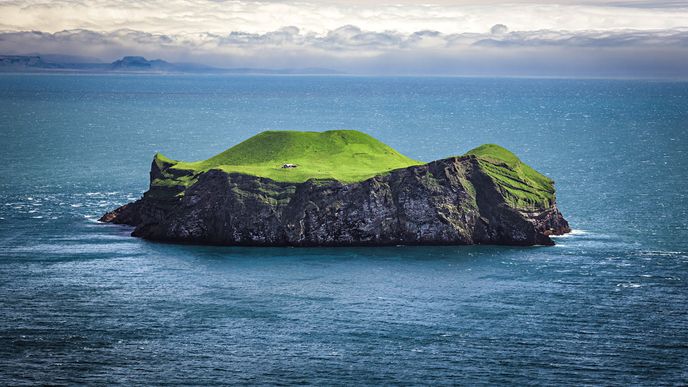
top-left (0, 55), bottom-right (50, 69)
top-left (110, 56), bottom-right (171, 70)
top-left (23, 53), bottom-right (104, 64)
top-left (0, 54), bottom-right (343, 75)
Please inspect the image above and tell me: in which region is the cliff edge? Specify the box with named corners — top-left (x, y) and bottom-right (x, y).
top-left (101, 130), bottom-right (570, 246)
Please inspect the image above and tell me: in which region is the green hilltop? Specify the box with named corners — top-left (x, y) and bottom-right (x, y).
top-left (154, 130), bottom-right (555, 209)
top-left (162, 130), bottom-right (423, 184)
top-left (466, 144), bottom-right (555, 209)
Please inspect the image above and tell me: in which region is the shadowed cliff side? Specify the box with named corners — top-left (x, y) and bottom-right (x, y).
top-left (101, 131), bottom-right (570, 246)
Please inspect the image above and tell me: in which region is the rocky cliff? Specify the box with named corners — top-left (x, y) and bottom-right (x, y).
top-left (101, 136), bottom-right (570, 246)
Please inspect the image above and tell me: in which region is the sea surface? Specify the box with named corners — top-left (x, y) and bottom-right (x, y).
top-left (0, 74), bottom-right (687, 385)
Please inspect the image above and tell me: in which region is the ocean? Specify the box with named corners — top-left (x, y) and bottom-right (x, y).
top-left (1, 74), bottom-right (687, 385)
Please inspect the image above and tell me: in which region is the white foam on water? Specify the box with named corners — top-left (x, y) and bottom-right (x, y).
top-left (552, 229), bottom-right (589, 239)
top-left (616, 282), bottom-right (642, 288)
top-left (83, 215), bottom-right (102, 224)
top-left (639, 250), bottom-right (685, 257)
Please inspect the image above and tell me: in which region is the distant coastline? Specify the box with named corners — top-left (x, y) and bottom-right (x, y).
top-left (0, 54), bottom-right (344, 75)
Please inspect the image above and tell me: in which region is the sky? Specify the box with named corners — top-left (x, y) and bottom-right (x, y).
top-left (1, 0), bottom-right (688, 77)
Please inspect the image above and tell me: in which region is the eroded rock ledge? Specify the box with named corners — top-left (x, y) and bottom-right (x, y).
top-left (101, 155), bottom-right (570, 246)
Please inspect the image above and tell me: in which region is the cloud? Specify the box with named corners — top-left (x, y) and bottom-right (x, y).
top-left (474, 29), bottom-right (688, 47)
top-left (491, 24), bottom-right (509, 35)
top-left (2, 26), bottom-right (688, 77)
top-left (1, 0), bottom-right (688, 36)
top-left (1, 0), bottom-right (686, 77)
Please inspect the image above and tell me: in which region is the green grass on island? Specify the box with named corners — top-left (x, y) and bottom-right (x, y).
top-left (154, 130), bottom-right (555, 210)
top-left (163, 130), bottom-right (423, 184)
top-left (466, 144), bottom-right (555, 209)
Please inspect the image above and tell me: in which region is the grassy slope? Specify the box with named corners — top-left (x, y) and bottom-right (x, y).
top-left (166, 130), bottom-right (423, 184)
top-left (466, 144), bottom-right (555, 210)
top-left (153, 131), bottom-right (555, 210)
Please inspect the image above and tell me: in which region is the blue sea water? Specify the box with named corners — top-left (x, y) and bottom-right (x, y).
top-left (0, 74), bottom-right (687, 385)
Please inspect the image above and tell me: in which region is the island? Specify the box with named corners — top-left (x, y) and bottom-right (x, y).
top-left (0, 54), bottom-right (342, 75)
top-left (101, 130), bottom-right (570, 246)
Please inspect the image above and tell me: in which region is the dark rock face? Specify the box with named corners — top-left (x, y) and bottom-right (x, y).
top-left (101, 155), bottom-right (570, 246)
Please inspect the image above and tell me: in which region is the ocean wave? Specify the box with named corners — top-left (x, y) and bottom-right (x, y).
top-left (616, 282), bottom-right (642, 288)
top-left (551, 229), bottom-right (589, 239)
top-left (83, 215), bottom-right (102, 224)
top-left (6, 241), bottom-right (140, 255)
top-left (637, 250), bottom-right (686, 257)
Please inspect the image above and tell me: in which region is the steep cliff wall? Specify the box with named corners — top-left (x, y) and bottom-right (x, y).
top-left (101, 154), bottom-right (570, 246)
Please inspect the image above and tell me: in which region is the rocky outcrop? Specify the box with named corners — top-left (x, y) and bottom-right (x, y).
top-left (101, 155), bottom-right (570, 246)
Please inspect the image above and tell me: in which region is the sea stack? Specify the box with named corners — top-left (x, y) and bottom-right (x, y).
top-left (101, 130), bottom-right (570, 246)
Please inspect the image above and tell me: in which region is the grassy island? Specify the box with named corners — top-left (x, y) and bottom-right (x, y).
top-left (104, 129), bottom-right (569, 246)
top-left (153, 129), bottom-right (555, 210)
